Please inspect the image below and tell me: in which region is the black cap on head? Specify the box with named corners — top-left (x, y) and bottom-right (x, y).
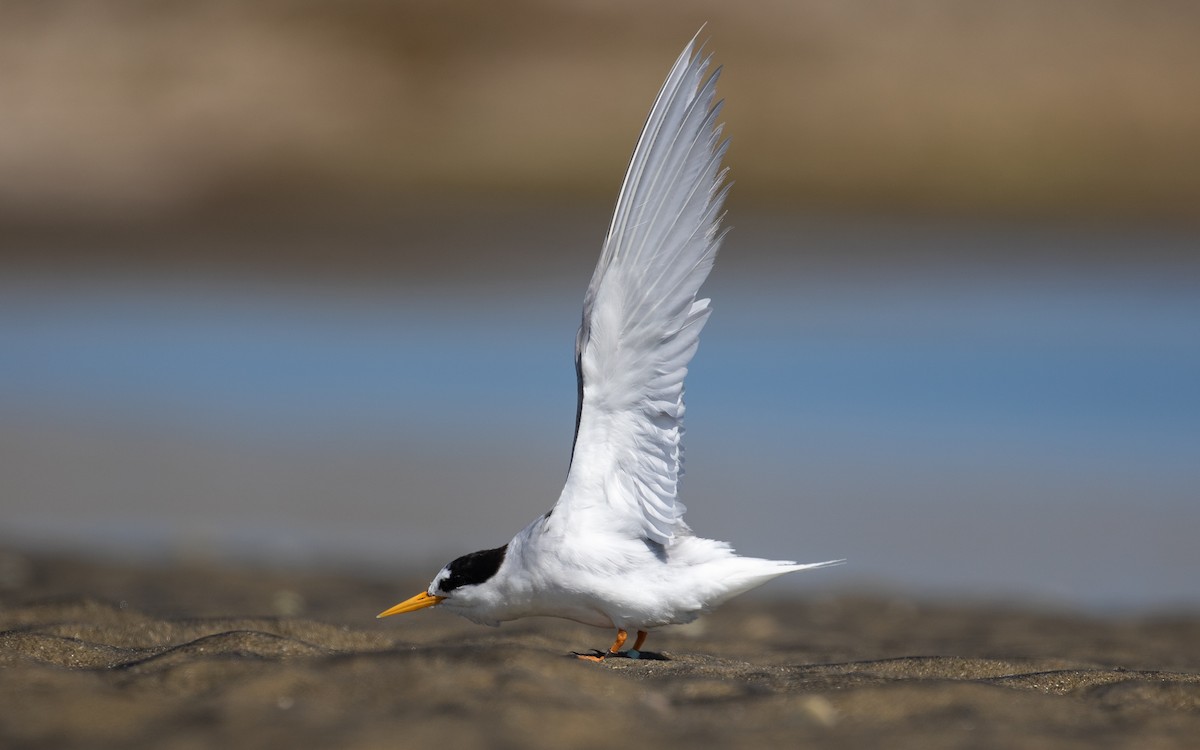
top-left (437, 545), bottom-right (508, 593)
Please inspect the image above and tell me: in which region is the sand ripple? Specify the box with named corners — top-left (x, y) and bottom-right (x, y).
top-left (2, 564), bottom-right (1198, 749)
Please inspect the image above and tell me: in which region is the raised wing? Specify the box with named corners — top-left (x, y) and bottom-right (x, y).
top-left (555, 36), bottom-right (730, 545)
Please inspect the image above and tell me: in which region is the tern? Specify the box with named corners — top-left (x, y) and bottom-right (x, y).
top-left (378, 35), bottom-right (841, 660)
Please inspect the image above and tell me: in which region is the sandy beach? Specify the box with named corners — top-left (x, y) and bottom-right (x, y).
top-left (1, 550), bottom-right (1197, 749)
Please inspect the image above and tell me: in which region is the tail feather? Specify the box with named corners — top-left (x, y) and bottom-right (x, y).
top-left (703, 557), bottom-right (844, 608)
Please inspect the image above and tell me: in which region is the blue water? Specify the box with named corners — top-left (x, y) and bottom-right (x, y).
top-left (2, 224), bottom-right (1198, 610)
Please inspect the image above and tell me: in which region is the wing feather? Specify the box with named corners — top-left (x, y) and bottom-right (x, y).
top-left (556, 36), bottom-right (729, 545)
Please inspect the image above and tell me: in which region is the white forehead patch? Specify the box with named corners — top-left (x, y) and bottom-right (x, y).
top-left (429, 567), bottom-right (451, 594)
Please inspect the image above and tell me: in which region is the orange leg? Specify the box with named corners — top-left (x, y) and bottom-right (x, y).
top-left (576, 629), bottom-right (628, 662)
top-left (632, 630), bottom-right (648, 651)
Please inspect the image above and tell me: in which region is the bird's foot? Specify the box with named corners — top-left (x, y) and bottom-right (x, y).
top-left (573, 630), bottom-right (667, 661)
top-left (573, 649), bottom-right (614, 662)
top-left (572, 648), bottom-right (668, 662)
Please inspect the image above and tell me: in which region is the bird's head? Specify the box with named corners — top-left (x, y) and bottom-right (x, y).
top-left (376, 544), bottom-right (509, 625)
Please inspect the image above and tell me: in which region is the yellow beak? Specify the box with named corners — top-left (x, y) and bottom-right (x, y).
top-left (376, 591), bottom-right (445, 618)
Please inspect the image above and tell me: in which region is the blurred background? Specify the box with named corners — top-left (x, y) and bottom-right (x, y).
top-left (1, 1), bottom-right (1197, 611)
